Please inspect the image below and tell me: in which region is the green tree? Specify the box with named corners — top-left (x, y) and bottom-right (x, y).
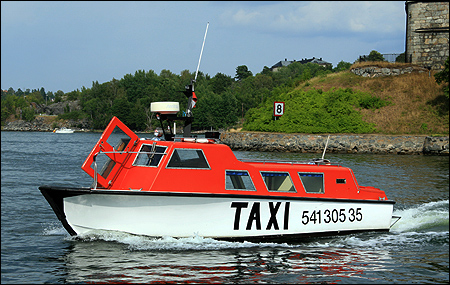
top-left (39, 87), bottom-right (46, 101)
top-left (66, 89), bottom-right (80, 101)
top-left (22, 106), bottom-right (35, 122)
top-left (210, 72), bottom-right (234, 94)
top-left (334, 61), bottom-right (352, 72)
top-left (235, 65), bottom-right (253, 81)
top-left (395, 52), bottom-right (406, 63)
top-left (367, 50), bottom-right (385, 62)
top-left (54, 90), bottom-right (64, 103)
top-left (434, 57), bottom-right (449, 98)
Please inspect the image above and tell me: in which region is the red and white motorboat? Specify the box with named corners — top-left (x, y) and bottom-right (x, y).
top-left (39, 81), bottom-right (400, 242)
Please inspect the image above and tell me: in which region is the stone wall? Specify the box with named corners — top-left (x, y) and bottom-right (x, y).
top-left (220, 132), bottom-right (449, 156)
top-left (350, 66), bottom-right (427, 77)
top-left (405, 1), bottom-right (449, 70)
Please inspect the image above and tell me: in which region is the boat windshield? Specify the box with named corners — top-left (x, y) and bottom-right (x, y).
top-left (98, 137), bottom-right (130, 178)
top-left (166, 149), bottom-right (210, 169)
top-left (134, 144), bottom-right (167, 167)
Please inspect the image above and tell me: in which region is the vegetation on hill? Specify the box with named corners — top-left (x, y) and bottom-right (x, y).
top-left (2, 55), bottom-right (449, 135)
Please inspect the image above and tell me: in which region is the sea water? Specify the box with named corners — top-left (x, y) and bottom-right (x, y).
top-left (1, 131), bottom-right (448, 284)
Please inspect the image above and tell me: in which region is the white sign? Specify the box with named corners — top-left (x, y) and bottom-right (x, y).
top-left (274, 102), bottom-right (285, 117)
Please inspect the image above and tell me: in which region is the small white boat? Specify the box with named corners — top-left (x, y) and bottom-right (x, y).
top-left (53, 127), bottom-right (74, 134)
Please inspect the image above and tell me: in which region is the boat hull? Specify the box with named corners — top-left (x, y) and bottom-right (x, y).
top-left (40, 186), bottom-right (395, 241)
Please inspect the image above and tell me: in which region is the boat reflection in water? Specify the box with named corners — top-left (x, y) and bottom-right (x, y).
top-left (60, 232), bottom-right (395, 284)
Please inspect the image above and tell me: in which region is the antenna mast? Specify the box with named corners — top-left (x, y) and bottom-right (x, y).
top-left (321, 135), bottom-right (330, 160)
top-left (195, 22), bottom-right (209, 82)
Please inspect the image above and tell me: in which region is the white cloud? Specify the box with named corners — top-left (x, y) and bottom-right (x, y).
top-left (220, 1), bottom-right (405, 37)
top-left (1, 1), bottom-right (406, 92)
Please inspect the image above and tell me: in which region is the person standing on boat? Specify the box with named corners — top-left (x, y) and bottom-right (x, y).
top-left (152, 129), bottom-right (163, 141)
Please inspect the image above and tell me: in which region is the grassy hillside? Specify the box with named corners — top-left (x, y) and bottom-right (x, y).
top-left (295, 63), bottom-right (448, 135)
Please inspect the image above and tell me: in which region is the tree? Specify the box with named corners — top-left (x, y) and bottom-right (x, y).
top-left (367, 50), bottom-right (385, 62)
top-left (395, 52), bottom-right (406, 63)
top-left (261, 66), bottom-right (272, 76)
top-left (434, 57), bottom-right (449, 98)
top-left (235, 65), bottom-right (253, 81)
top-left (22, 106), bottom-right (35, 122)
top-left (210, 72), bottom-right (234, 94)
top-left (54, 90), bottom-right (64, 103)
top-left (40, 87), bottom-right (46, 101)
top-left (334, 61), bottom-right (352, 72)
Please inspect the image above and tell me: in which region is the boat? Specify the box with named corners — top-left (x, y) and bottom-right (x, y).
top-left (39, 80), bottom-right (400, 242)
top-left (39, 24), bottom-right (399, 241)
top-left (53, 127), bottom-right (74, 134)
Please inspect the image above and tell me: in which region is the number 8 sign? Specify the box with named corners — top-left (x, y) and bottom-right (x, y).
top-left (273, 102), bottom-right (285, 117)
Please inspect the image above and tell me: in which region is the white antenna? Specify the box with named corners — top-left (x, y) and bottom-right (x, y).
top-left (321, 135), bottom-right (330, 160)
top-left (194, 22), bottom-right (209, 81)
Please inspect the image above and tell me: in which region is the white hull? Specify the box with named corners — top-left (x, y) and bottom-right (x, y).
top-left (54, 128), bottom-right (74, 133)
top-left (64, 193), bottom-right (394, 239)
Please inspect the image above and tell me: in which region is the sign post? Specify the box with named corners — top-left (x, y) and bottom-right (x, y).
top-left (273, 102), bottom-right (285, 120)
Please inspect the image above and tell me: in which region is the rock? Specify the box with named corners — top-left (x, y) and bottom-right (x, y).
top-left (220, 132), bottom-right (449, 156)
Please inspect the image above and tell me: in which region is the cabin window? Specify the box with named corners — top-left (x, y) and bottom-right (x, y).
top-left (167, 149), bottom-right (210, 169)
top-left (299, 173), bottom-right (324, 193)
top-left (97, 154), bottom-right (116, 179)
top-left (261, 172), bottom-right (295, 192)
top-left (97, 134), bottom-right (131, 178)
top-left (107, 126), bottom-right (131, 151)
top-left (133, 144), bottom-right (167, 167)
top-left (225, 170), bottom-right (256, 191)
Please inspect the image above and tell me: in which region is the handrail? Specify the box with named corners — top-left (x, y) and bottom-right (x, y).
top-left (238, 158), bottom-right (340, 166)
top-left (93, 152), bottom-right (98, 190)
top-left (99, 151), bottom-right (167, 155)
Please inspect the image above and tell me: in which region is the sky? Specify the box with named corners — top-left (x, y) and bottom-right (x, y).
top-left (1, 1), bottom-right (407, 93)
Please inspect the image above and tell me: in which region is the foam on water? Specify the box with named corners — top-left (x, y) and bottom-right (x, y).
top-left (69, 230), bottom-right (294, 251)
top-left (391, 200), bottom-right (449, 233)
top-left (42, 222), bottom-right (69, 236)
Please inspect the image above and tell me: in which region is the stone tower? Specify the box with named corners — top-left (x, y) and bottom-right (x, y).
top-left (405, 1), bottom-right (449, 70)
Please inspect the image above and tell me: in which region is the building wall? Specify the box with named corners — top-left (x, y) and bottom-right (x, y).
top-left (405, 1), bottom-right (449, 70)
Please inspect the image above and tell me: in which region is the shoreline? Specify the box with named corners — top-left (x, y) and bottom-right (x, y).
top-left (2, 125), bottom-right (448, 156)
top-left (220, 132), bottom-right (449, 156)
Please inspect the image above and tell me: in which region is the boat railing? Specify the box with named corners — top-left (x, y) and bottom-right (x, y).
top-left (238, 158), bottom-right (341, 166)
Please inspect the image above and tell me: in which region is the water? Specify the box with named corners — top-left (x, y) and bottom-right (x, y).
top-left (1, 131), bottom-right (448, 284)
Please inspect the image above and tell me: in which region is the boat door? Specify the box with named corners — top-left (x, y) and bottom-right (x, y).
top-left (81, 116), bottom-right (139, 188)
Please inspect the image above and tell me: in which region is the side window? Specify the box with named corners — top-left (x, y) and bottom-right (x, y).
top-left (261, 172), bottom-right (295, 192)
top-left (299, 173), bottom-right (324, 193)
top-left (167, 149), bottom-right (210, 169)
top-left (225, 171), bottom-right (256, 191)
top-left (134, 144), bottom-right (167, 167)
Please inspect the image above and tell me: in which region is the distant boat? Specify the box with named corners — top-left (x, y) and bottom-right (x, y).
top-left (53, 127), bottom-right (74, 134)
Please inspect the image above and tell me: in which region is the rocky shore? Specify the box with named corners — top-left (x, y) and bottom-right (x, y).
top-left (1, 116), bottom-right (89, 132)
top-left (220, 132), bottom-right (449, 156)
top-left (2, 120), bottom-right (448, 155)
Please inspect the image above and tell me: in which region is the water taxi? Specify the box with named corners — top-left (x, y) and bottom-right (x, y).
top-left (39, 82), bottom-right (399, 241)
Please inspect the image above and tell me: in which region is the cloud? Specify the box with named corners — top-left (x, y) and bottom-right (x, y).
top-left (1, 1), bottom-right (406, 93)
top-left (220, 1), bottom-right (405, 38)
